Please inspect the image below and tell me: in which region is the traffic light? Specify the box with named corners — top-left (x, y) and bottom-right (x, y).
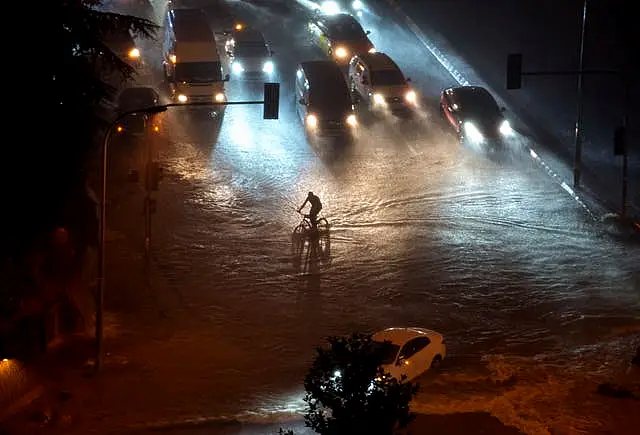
top-left (614, 126), bottom-right (627, 156)
top-left (506, 53), bottom-right (522, 90)
top-left (263, 82), bottom-right (280, 119)
top-left (146, 161), bottom-right (163, 191)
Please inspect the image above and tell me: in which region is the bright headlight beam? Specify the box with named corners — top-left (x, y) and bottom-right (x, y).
top-left (346, 114), bottom-right (358, 127)
top-left (373, 93), bottom-right (385, 105)
top-left (306, 114), bottom-right (318, 128)
top-left (335, 47), bottom-right (348, 58)
top-left (263, 60), bottom-right (274, 73)
top-left (499, 119), bottom-right (514, 136)
top-left (405, 90), bottom-right (417, 104)
top-left (232, 62), bottom-right (244, 74)
top-left (321, 1), bottom-right (340, 14)
top-left (464, 121), bottom-right (484, 142)
top-left (353, 0), bottom-right (363, 9)
top-left (178, 94), bottom-right (188, 103)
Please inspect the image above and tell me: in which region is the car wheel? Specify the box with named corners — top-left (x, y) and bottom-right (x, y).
top-left (430, 355), bottom-right (442, 369)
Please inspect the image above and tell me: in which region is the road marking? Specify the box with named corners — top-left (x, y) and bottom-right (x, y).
top-left (384, 0), bottom-right (611, 223)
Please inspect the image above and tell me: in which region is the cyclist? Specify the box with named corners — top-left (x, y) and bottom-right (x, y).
top-left (298, 191), bottom-right (322, 229)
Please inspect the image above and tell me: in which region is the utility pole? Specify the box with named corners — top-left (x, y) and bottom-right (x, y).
top-left (572, 0), bottom-right (588, 188)
top-left (621, 75), bottom-right (629, 218)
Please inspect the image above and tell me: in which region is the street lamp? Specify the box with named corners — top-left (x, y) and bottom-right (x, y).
top-left (96, 105), bottom-right (167, 370)
top-left (94, 83), bottom-right (279, 370)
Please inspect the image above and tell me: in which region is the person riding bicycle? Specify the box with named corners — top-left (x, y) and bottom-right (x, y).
top-left (298, 191), bottom-right (322, 229)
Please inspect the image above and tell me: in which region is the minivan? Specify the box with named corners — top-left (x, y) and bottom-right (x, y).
top-left (295, 60), bottom-right (358, 137)
top-left (348, 52), bottom-right (417, 115)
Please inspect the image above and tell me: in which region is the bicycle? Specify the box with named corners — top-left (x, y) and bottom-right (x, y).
top-left (294, 211), bottom-right (330, 235)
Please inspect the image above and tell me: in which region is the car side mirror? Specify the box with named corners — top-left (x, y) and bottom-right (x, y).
top-left (366, 30), bottom-right (371, 35)
top-left (224, 74), bottom-right (230, 81)
top-left (299, 98), bottom-right (306, 105)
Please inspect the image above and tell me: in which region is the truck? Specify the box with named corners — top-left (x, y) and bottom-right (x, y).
top-left (162, 8), bottom-right (229, 106)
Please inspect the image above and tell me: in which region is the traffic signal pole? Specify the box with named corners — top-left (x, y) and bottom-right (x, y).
top-left (572, 0), bottom-right (588, 188)
top-left (95, 83), bottom-right (280, 370)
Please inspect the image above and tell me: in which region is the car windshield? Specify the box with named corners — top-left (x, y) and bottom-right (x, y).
top-left (235, 43), bottom-right (268, 58)
top-left (456, 90), bottom-right (501, 118)
top-left (328, 21), bottom-right (366, 40)
top-left (309, 88), bottom-right (352, 114)
top-left (371, 69), bottom-right (405, 86)
top-left (118, 89), bottom-right (156, 111)
top-left (372, 340), bottom-right (400, 365)
top-left (175, 62), bottom-right (223, 83)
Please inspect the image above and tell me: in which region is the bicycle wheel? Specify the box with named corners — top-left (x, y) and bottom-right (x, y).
top-left (316, 218), bottom-right (330, 231)
top-left (294, 221), bottom-right (311, 235)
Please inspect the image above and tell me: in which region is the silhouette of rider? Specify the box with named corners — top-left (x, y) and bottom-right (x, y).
top-left (298, 191), bottom-right (322, 228)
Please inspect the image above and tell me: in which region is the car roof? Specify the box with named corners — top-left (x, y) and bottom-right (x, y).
top-left (118, 87), bottom-right (158, 105)
top-left (445, 86), bottom-right (493, 101)
top-left (300, 60), bottom-right (346, 84)
top-left (321, 13), bottom-right (360, 27)
top-left (233, 28), bottom-right (266, 44)
top-left (372, 327), bottom-right (442, 346)
top-left (354, 52), bottom-right (399, 71)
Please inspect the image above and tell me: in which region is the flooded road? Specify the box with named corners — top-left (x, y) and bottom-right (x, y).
top-left (94, 1), bottom-right (640, 433)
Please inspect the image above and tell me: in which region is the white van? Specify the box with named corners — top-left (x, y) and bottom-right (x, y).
top-left (163, 8), bottom-right (229, 105)
top-left (348, 52), bottom-right (417, 116)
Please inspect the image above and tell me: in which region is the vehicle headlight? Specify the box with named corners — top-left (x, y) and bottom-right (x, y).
top-left (128, 47), bottom-right (140, 59)
top-left (353, 0), bottom-right (363, 10)
top-left (263, 60), bottom-right (274, 73)
top-left (346, 113), bottom-right (358, 127)
top-left (321, 1), bottom-right (340, 14)
top-left (116, 125), bottom-right (124, 133)
top-left (169, 54), bottom-right (177, 64)
top-left (405, 90), bottom-right (417, 104)
top-left (368, 47), bottom-right (376, 53)
top-left (177, 94), bottom-right (188, 103)
top-left (334, 47), bottom-right (348, 58)
top-left (463, 121), bottom-right (484, 142)
top-left (373, 93), bottom-right (385, 105)
top-left (215, 93), bottom-right (225, 102)
top-left (499, 119), bottom-right (514, 136)
top-left (306, 114), bottom-right (318, 128)
top-left (232, 62), bottom-right (244, 74)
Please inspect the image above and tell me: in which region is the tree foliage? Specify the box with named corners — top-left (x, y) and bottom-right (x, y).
top-left (303, 333), bottom-right (419, 435)
top-left (7, 1), bottom-right (158, 251)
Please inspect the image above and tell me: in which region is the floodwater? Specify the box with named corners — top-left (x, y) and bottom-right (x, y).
top-left (95, 1), bottom-right (640, 434)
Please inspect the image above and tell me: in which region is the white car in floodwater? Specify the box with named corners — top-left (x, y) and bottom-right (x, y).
top-left (372, 327), bottom-right (446, 382)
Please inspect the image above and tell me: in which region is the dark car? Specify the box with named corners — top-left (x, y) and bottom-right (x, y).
top-left (295, 60), bottom-right (358, 138)
top-left (115, 87), bottom-right (161, 136)
top-left (308, 13), bottom-right (374, 64)
top-left (224, 27), bottom-right (275, 77)
top-left (440, 86), bottom-right (515, 144)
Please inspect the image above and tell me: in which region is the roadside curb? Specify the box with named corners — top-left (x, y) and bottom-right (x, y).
top-left (383, 0), bottom-right (639, 230)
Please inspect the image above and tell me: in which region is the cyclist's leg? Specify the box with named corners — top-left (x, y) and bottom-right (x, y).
top-left (309, 211), bottom-right (318, 228)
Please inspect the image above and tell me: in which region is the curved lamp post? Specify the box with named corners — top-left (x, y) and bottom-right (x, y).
top-left (96, 105), bottom-right (166, 370)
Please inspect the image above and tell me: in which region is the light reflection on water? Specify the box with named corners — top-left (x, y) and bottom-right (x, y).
top-left (135, 102), bottom-right (640, 433)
